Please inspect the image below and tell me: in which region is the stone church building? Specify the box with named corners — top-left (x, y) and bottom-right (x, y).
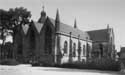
top-left (13, 8), bottom-right (92, 65)
top-left (88, 26), bottom-right (115, 59)
top-left (0, 7), bottom-right (115, 65)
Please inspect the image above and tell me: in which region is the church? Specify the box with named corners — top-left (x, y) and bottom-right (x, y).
top-left (13, 7), bottom-right (92, 65)
top-left (0, 7), bottom-right (115, 65)
top-left (88, 26), bottom-right (115, 59)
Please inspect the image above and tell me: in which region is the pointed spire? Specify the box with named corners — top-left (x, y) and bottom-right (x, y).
top-left (42, 1), bottom-right (45, 11)
top-left (55, 9), bottom-right (60, 31)
top-left (107, 24), bottom-right (111, 35)
top-left (107, 24), bottom-right (110, 33)
top-left (55, 9), bottom-right (60, 23)
top-left (107, 24), bottom-right (109, 29)
top-left (74, 18), bottom-right (77, 28)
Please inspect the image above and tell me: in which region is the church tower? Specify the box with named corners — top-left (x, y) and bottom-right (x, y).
top-left (38, 5), bottom-right (46, 23)
top-left (55, 9), bottom-right (60, 32)
top-left (55, 9), bottom-right (61, 64)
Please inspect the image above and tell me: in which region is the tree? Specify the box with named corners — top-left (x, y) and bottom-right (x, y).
top-left (0, 7), bottom-right (31, 40)
top-left (0, 7), bottom-right (31, 59)
top-left (0, 7), bottom-right (31, 30)
top-left (0, 9), bottom-right (9, 29)
top-left (8, 7), bottom-right (31, 29)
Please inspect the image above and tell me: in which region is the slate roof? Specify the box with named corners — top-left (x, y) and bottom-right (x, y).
top-left (29, 17), bottom-right (90, 41)
top-left (121, 47), bottom-right (125, 53)
top-left (32, 21), bottom-right (44, 33)
top-left (87, 29), bottom-right (109, 42)
top-left (48, 17), bottom-right (90, 40)
top-left (120, 47), bottom-right (125, 58)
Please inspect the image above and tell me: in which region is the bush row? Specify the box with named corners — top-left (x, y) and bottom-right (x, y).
top-left (59, 58), bottom-right (121, 71)
top-left (0, 59), bottom-right (19, 65)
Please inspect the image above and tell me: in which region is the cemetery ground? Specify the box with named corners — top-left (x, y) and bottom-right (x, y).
top-left (0, 64), bottom-right (125, 75)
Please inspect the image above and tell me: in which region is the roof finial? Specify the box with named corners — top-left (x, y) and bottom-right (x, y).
top-left (107, 24), bottom-right (109, 29)
top-left (42, 1), bottom-right (45, 11)
top-left (74, 18), bottom-right (77, 28)
top-left (38, 2), bottom-right (46, 23)
top-left (42, 5), bottom-right (45, 11)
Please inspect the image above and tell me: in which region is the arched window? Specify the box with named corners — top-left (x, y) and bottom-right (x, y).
top-left (78, 41), bottom-right (81, 56)
top-left (73, 43), bottom-right (76, 57)
top-left (64, 41), bottom-right (68, 53)
top-left (99, 43), bottom-right (103, 57)
top-left (86, 43), bottom-right (89, 57)
top-left (87, 43), bottom-right (92, 58)
top-left (69, 39), bottom-right (72, 55)
top-left (83, 45), bottom-right (85, 56)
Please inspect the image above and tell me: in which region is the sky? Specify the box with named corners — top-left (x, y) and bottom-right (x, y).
top-left (0, 0), bottom-right (125, 51)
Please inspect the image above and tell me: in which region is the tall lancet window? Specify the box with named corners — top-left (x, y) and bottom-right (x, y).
top-left (73, 43), bottom-right (76, 57)
top-left (83, 45), bottom-right (86, 56)
top-left (99, 43), bottom-right (103, 57)
top-left (78, 41), bottom-right (81, 56)
top-left (45, 25), bottom-right (52, 54)
top-left (64, 41), bottom-right (68, 54)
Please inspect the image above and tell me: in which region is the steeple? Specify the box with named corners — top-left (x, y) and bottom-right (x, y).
top-left (55, 9), bottom-right (60, 23)
top-left (107, 24), bottom-right (110, 33)
top-left (55, 9), bottom-right (60, 31)
top-left (74, 18), bottom-right (77, 28)
top-left (40, 5), bottom-right (46, 17)
top-left (38, 5), bottom-right (46, 23)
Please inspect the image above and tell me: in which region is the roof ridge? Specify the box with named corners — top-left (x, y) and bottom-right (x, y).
top-left (49, 17), bottom-right (86, 32)
top-left (48, 17), bottom-right (89, 40)
top-left (87, 28), bottom-right (108, 32)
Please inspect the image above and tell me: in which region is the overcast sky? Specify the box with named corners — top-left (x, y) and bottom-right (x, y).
top-left (0, 0), bottom-right (125, 51)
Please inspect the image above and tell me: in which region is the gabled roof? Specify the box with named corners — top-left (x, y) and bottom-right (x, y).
top-left (22, 24), bottom-right (29, 34)
top-left (59, 22), bottom-right (90, 40)
top-left (121, 47), bottom-right (125, 53)
top-left (32, 21), bottom-right (44, 33)
top-left (87, 29), bottom-right (109, 42)
top-left (48, 18), bottom-right (55, 25)
top-left (48, 17), bottom-right (90, 40)
top-left (120, 47), bottom-right (125, 58)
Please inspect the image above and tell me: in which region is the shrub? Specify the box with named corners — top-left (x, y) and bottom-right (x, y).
top-left (90, 58), bottom-right (121, 71)
top-left (0, 59), bottom-right (19, 65)
top-left (59, 58), bottom-right (121, 71)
